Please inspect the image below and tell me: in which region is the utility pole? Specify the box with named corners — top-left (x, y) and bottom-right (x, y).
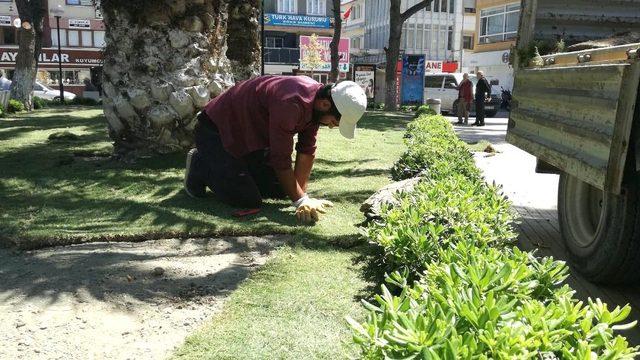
top-left (459, 0), bottom-right (464, 73)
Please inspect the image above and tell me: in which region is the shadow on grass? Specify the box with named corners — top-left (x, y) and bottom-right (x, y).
top-left (358, 111), bottom-right (412, 132)
top-left (0, 236), bottom-right (282, 308)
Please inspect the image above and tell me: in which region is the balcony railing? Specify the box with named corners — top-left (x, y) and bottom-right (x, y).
top-left (264, 47), bottom-right (300, 64)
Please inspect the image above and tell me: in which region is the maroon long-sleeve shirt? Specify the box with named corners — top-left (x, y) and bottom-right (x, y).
top-left (203, 75), bottom-right (322, 170)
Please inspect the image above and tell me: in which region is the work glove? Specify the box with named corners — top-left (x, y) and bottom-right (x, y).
top-left (294, 195), bottom-right (334, 223)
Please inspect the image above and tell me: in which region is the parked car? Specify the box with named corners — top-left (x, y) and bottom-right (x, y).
top-left (33, 81), bottom-right (76, 101)
top-left (0, 78), bottom-right (76, 101)
top-left (424, 73), bottom-right (500, 117)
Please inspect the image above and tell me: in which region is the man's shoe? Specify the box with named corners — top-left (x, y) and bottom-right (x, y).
top-left (184, 148), bottom-right (207, 198)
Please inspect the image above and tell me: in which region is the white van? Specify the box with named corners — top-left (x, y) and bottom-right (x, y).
top-left (424, 73), bottom-right (499, 117)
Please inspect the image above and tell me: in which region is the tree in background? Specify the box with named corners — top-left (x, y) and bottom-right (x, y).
top-left (301, 34), bottom-right (324, 79)
top-left (100, 0), bottom-right (260, 158)
top-left (12, 0), bottom-right (45, 111)
top-left (385, 0), bottom-right (433, 111)
top-left (328, 0), bottom-right (342, 83)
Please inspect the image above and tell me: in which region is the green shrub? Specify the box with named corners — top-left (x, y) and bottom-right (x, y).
top-left (348, 245), bottom-right (639, 359)
top-left (415, 104), bottom-right (436, 117)
top-left (367, 174), bottom-right (516, 273)
top-left (70, 97), bottom-right (100, 106)
top-left (7, 99), bottom-right (25, 113)
top-left (376, 102), bottom-right (385, 110)
top-left (349, 113), bottom-right (639, 358)
top-left (33, 96), bottom-right (46, 110)
top-left (391, 115), bottom-right (480, 181)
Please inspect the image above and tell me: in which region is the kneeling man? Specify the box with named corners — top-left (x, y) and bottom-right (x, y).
top-left (184, 75), bottom-right (367, 223)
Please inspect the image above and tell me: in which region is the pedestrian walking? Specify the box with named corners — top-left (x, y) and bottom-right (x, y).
top-left (456, 73), bottom-right (473, 125)
top-left (474, 71), bottom-right (492, 127)
top-left (184, 75), bottom-right (367, 223)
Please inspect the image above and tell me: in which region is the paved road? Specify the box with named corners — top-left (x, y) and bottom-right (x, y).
top-left (448, 113), bottom-right (640, 346)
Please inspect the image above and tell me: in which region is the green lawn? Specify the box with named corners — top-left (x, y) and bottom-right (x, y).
top-left (0, 108), bottom-right (409, 249)
top-left (0, 108), bottom-right (409, 358)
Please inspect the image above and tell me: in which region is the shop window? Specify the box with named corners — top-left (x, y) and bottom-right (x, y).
top-left (45, 69), bottom-right (92, 86)
top-left (81, 31), bottom-right (92, 47)
top-left (0, 27), bottom-right (16, 45)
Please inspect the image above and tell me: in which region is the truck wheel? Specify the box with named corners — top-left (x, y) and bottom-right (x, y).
top-left (558, 172), bottom-right (640, 284)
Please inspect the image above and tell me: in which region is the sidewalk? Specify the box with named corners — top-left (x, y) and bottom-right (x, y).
top-left (452, 116), bottom-right (640, 346)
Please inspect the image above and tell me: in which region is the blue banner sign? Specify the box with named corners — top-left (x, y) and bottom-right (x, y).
top-left (401, 54), bottom-right (425, 106)
top-left (265, 13), bottom-right (330, 28)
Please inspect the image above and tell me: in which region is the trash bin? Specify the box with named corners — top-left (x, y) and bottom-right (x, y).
top-left (426, 98), bottom-right (441, 114)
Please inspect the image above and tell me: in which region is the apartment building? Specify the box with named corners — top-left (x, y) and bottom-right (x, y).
top-left (341, 0), bottom-right (365, 56)
top-left (465, 0), bottom-right (520, 90)
top-left (0, 0), bottom-right (104, 96)
top-left (264, 0), bottom-right (337, 82)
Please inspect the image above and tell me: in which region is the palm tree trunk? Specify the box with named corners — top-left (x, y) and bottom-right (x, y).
top-left (101, 0), bottom-right (259, 158)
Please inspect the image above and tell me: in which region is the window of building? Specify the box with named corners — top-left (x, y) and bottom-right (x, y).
top-left (351, 37), bottom-right (362, 49)
top-left (0, 27), bottom-right (16, 45)
top-left (66, 0), bottom-right (94, 5)
top-left (407, 25), bottom-right (414, 49)
top-left (449, 0), bottom-right (454, 13)
top-left (45, 69), bottom-right (92, 86)
top-left (266, 37), bottom-right (284, 48)
top-left (81, 30), bottom-right (92, 47)
top-left (480, 3), bottom-right (520, 44)
top-left (52, 29), bottom-right (68, 46)
top-left (350, 4), bottom-right (362, 20)
top-left (278, 0), bottom-right (297, 13)
top-left (68, 30), bottom-right (80, 46)
top-left (463, 35), bottom-right (474, 49)
top-left (416, 24), bottom-right (423, 51)
top-left (464, 0), bottom-right (475, 13)
top-left (433, 0), bottom-right (440, 12)
top-left (94, 31), bottom-right (105, 47)
top-left (307, 0), bottom-right (325, 15)
top-left (447, 26), bottom-right (453, 51)
top-left (441, 0), bottom-right (447, 13)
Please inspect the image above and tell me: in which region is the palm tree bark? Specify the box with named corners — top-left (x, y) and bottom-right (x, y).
top-left (101, 0), bottom-right (259, 158)
top-left (329, 0), bottom-right (342, 83)
top-left (384, 0), bottom-right (433, 111)
top-left (12, 0), bottom-right (44, 111)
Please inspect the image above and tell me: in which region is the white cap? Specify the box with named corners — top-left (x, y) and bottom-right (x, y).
top-left (330, 81), bottom-right (367, 139)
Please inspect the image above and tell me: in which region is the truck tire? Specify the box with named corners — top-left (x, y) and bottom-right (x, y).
top-left (558, 172), bottom-right (640, 284)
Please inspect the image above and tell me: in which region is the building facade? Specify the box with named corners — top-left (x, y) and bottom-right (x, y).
top-left (341, 0), bottom-right (365, 56)
top-left (0, 0), bottom-right (104, 97)
top-left (465, 0), bottom-right (520, 90)
top-left (263, 0), bottom-right (337, 83)
top-left (357, 0), bottom-right (466, 65)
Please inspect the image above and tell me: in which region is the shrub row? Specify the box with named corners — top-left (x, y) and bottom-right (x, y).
top-left (33, 96), bottom-right (101, 109)
top-left (348, 114), bottom-right (639, 358)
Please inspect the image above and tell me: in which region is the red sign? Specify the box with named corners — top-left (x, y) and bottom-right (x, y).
top-left (0, 47), bottom-right (102, 68)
